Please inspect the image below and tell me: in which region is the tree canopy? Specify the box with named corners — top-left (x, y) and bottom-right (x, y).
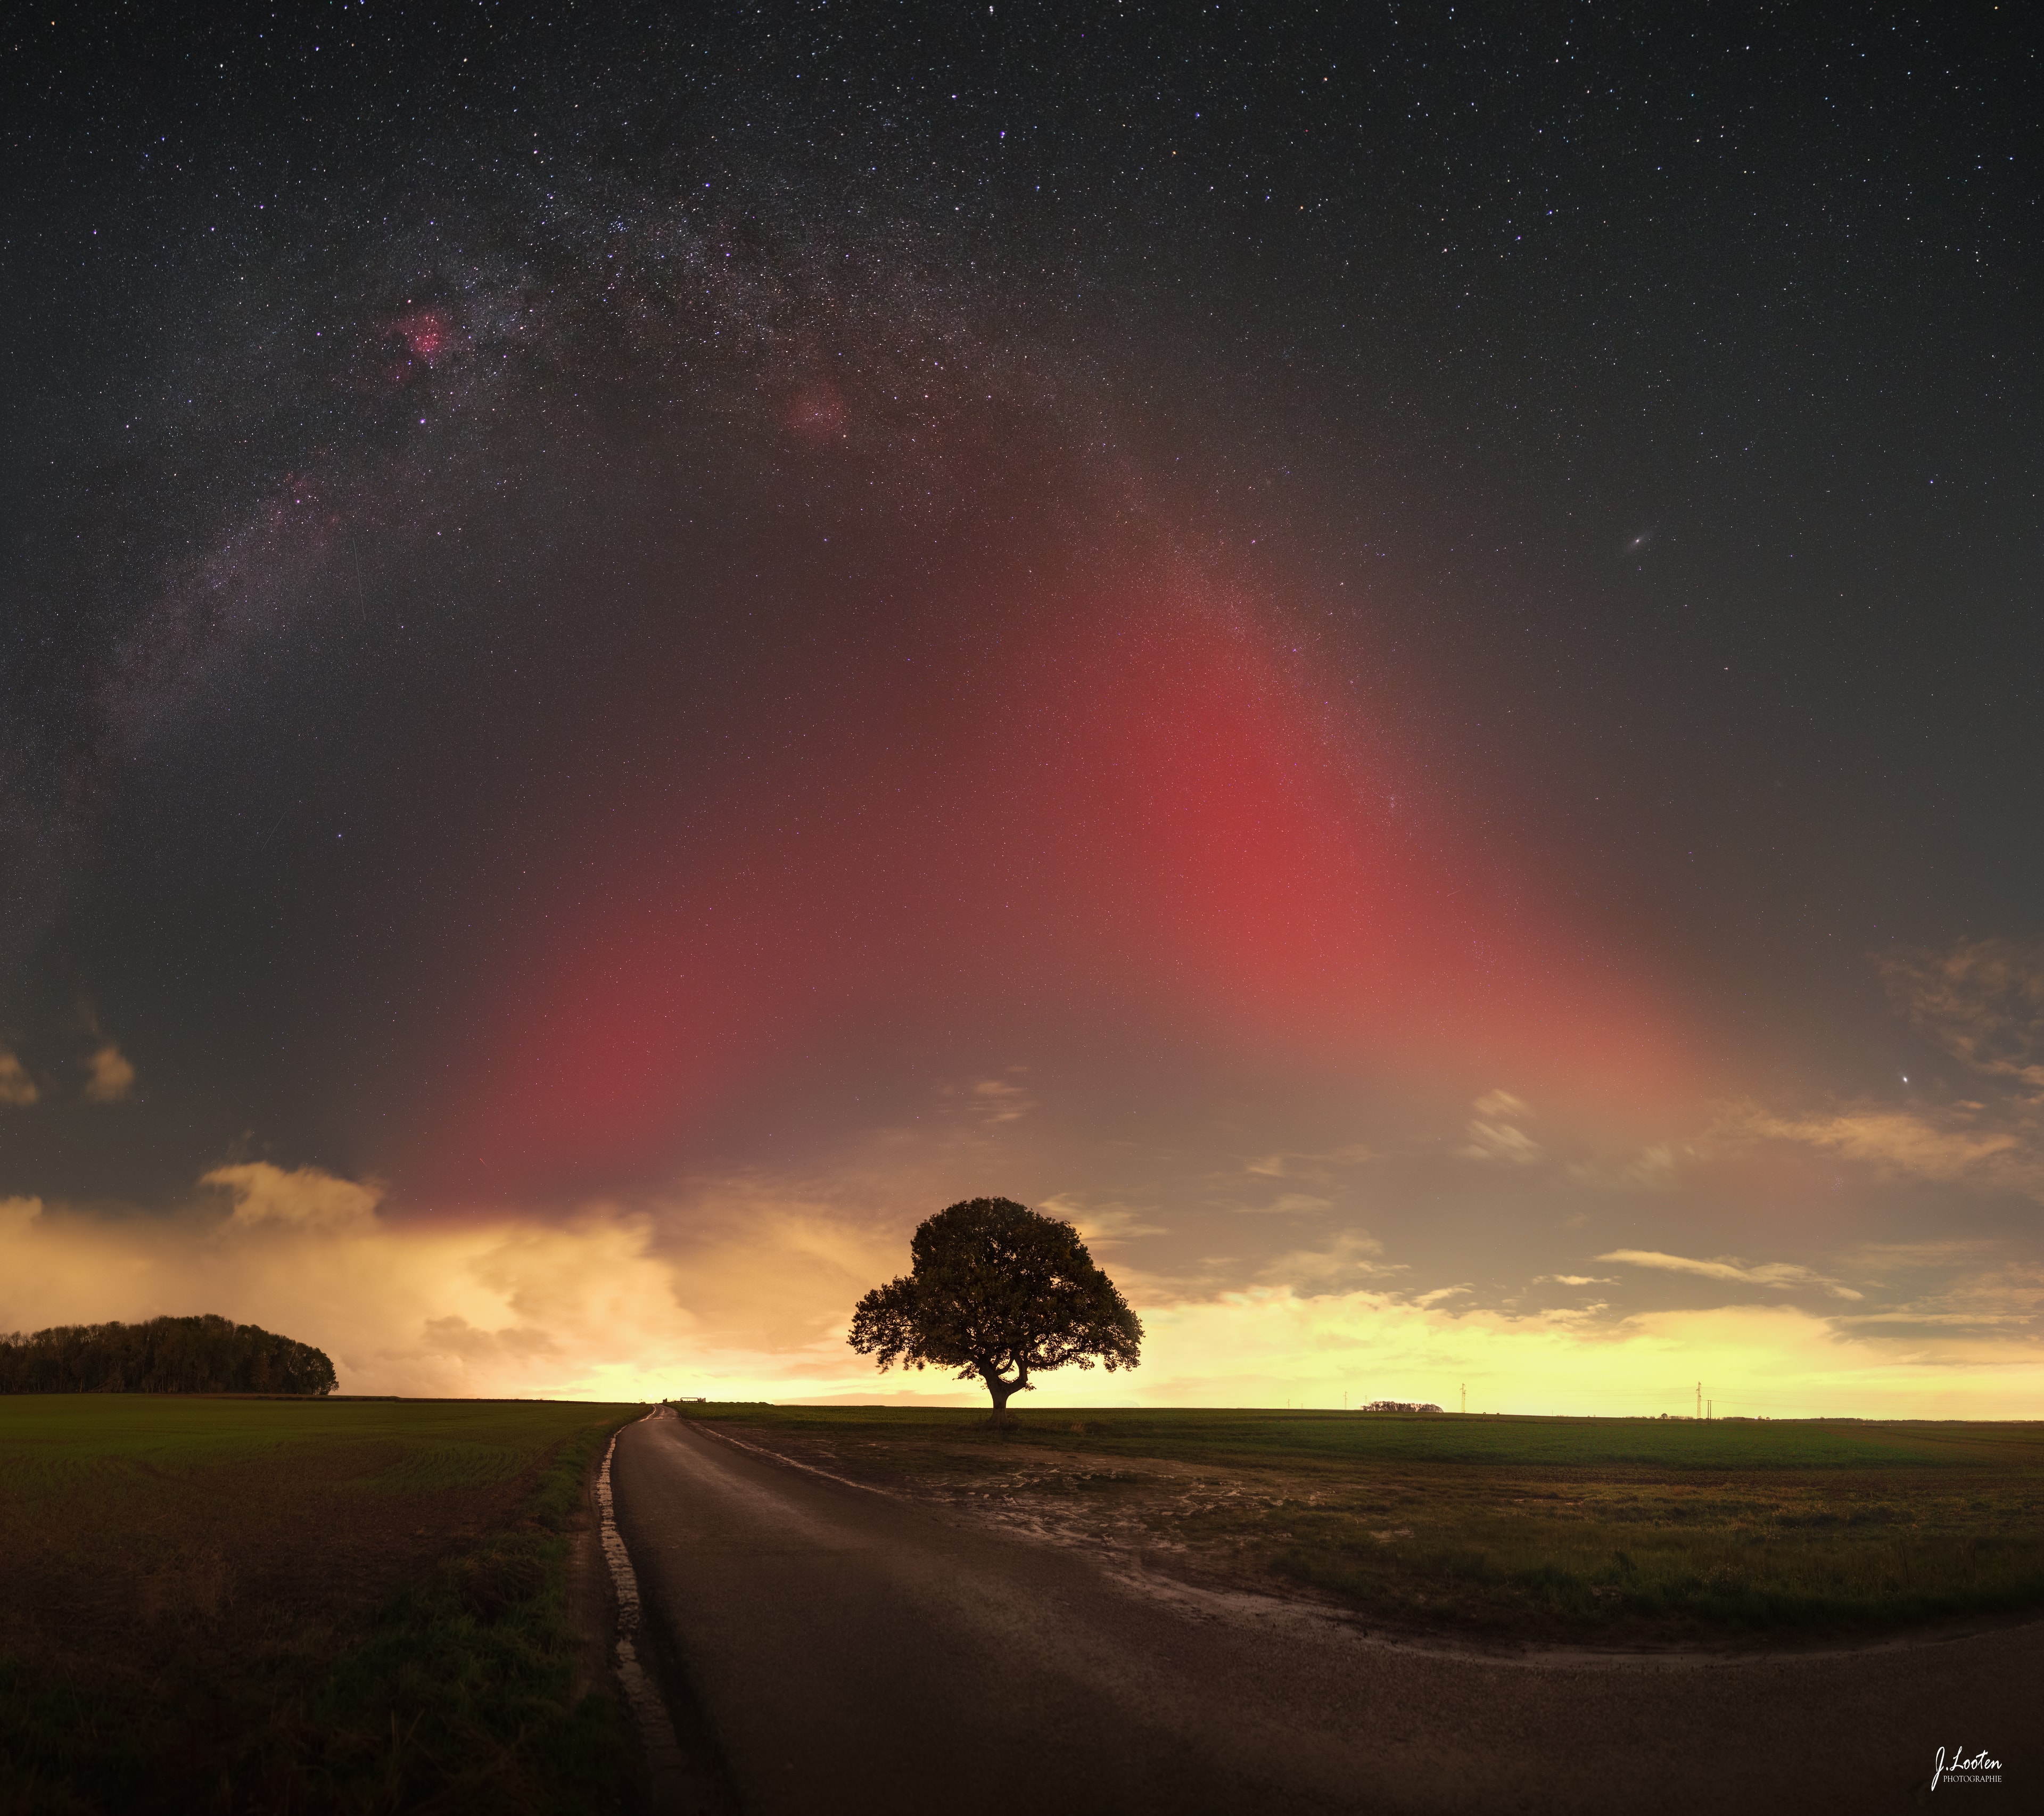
top-left (847, 1197), bottom-right (1142, 1418)
top-left (0, 1314), bottom-right (338, 1396)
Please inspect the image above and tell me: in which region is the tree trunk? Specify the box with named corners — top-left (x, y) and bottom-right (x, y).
top-left (982, 1368), bottom-right (1026, 1426)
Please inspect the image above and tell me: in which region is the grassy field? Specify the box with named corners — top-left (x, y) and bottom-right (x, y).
top-left (674, 1403), bottom-right (2044, 1644)
top-left (0, 1396), bottom-right (644, 1815)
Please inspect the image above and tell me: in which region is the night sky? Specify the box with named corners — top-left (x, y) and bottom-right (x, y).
top-left (4, 3), bottom-right (2039, 1411)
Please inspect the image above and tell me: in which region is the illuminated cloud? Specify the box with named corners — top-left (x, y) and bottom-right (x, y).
top-left (1036, 1193), bottom-right (1171, 1244)
top-left (83, 1042), bottom-right (136, 1104)
top-left (1459, 1119), bottom-right (1544, 1166)
top-left (1535, 1274), bottom-right (1619, 1286)
top-left (1700, 940), bottom-right (2044, 1200)
top-left (1711, 1097), bottom-right (2042, 1195)
top-left (1826, 1262), bottom-right (2044, 1334)
top-left (1411, 1284), bottom-right (1472, 1308)
top-left (1457, 1089), bottom-right (1544, 1165)
top-left (205, 1162), bottom-right (383, 1232)
top-left (1878, 936), bottom-right (2044, 1087)
top-left (1255, 1228), bottom-right (1391, 1293)
top-left (0, 1049), bottom-right (37, 1108)
top-left (5, 1159), bottom-right (2042, 1417)
top-left (0, 1169), bottom-right (694, 1399)
top-left (958, 1074), bottom-right (1035, 1126)
top-left (1598, 1248), bottom-right (1864, 1300)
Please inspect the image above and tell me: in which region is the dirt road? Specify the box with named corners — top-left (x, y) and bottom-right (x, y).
top-left (610, 1410), bottom-right (2029, 1813)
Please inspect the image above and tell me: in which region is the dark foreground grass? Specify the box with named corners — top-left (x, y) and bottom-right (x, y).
top-left (0, 1397), bottom-right (644, 1815)
top-left (677, 1403), bottom-right (2044, 1643)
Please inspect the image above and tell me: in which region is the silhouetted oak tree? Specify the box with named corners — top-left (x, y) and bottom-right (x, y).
top-left (848, 1198), bottom-right (1142, 1420)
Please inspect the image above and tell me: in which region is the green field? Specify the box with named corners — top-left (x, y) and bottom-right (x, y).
top-left (675, 1404), bottom-right (2044, 1642)
top-left (0, 1396), bottom-right (643, 1815)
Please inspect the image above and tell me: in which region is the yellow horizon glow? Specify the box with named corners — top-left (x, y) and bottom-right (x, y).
top-left (5, 1168), bottom-right (2038, 1421)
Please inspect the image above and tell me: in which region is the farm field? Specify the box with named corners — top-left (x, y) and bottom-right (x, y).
top-left (0, 1395), bottom-right (643, 1815)
top-left (675, 1403), bottom-right (2044, 1645)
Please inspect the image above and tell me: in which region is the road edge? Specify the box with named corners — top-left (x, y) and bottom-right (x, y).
top-left (597, 1408), bottom-right (741, 1814)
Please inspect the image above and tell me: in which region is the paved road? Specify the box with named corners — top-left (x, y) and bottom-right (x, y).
top-left (612, 1411), bottom-right (2032, 1814)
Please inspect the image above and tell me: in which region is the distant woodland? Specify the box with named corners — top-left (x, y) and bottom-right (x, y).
top-left (0, 1314), bottom-right (338, 1395)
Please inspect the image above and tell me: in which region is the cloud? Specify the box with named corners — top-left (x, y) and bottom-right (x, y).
top-left (1037, 1193), bottom-right (1171, 1243)
top-left (1877, 936), bottom-right (2044, 1087)
top-left (6, 1158), bottom-right (2041, 1417)
top-left (1698, 938), bottom-right (2044, 1202)
top-left (1116, 1294), bottom-right (2044, 1420)
top-left (1459, 1119), bottom-right (1544, 1166)
top-left (1241, 1144), bottom-right (1374, 1181)
top-left (1458, 1089), bottom-right (1544, 1165)
top-left (204, 1162), bottom-right (383, 1232)
top-left (1255, 1228), bottom-right (1391, 1294)
top-left (419, 1315), bottom-right (562, 1361)
top-left (83, 1043), bottom-right (135, 1104)
top-left (0, 1049), bottom-right (37, 1108)
top-left (1826, 1261), bottom-right (2044, 1336)
top-left (1535, 1274), bottom-right (1619, 1286)
top-left (0, 1168), bottom-right (698, 1399)
top-left (1564, 1144), bottom-right (1681, 1192)
top-left (1597, 1249), bottom-right (1863, 1301)
top-left (938, 1071), bottom-right (1035, 1126)
top-left (1232, 1192), bottom-right (1334, 1216)
top-left (1711, 1097), bottom-right (2042, 1194)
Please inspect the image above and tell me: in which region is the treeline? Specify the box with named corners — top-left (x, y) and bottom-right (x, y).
top-left (0, 1314), bottom-right (337, 1396)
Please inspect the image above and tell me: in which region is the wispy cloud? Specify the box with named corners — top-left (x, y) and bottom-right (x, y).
top-left (1689, 938), bottom-right (2044, 1202)
top-left (1598, 1248), bottom-right (1864, 1301)
top-left (1877, 936), bottom-right (2044, 1088)
top-left (1037, 1192), bottom-right (1170, 1243)
top-left (1535, 1274), bottom-right (1619, 1286)
top-left (1460, 1119), bottom-right (1544, 1166)
top-left (1411, 1284), bottom-right (1471, 1308)
top-left (1564, 1144), bottom-right (1681, 1192)
top-left (1256, 1228), bottom-right (1391, 1294)
top-left (1827, 1262), bottom-right (2044, 1335)
top-left (1458, 1089), bottom-right (1544, 1165)
top-left (1241, 1144), bottom-right (1374, 1181)
top-left (963, 1074), bottom-right (1034, 1125)
top-left (1712, 1097), bottom-right (2041, 1194)
top-left (1232, 1192), bottom-right (1333, 1216)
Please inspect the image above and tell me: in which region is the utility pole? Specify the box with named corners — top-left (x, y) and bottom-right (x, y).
top-left (1696, 1381), bottom-right (1702, 1420)
top-left (1461, 1382), bottom-right (1466, 1415)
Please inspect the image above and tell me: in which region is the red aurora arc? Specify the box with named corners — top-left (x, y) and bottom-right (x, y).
top-left (414, 567), bottom-right (1688, 1201)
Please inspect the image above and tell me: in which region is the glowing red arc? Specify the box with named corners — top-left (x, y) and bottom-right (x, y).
top-left (416, 584), bottom-right (1686, 1199)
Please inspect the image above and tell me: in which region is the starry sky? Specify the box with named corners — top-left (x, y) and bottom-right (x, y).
top-left (4, 3), bottom-right (2040, 1411)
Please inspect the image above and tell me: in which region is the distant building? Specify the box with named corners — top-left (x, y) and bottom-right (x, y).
top-left (1358, 1399), bottom-right (1443, 1414)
